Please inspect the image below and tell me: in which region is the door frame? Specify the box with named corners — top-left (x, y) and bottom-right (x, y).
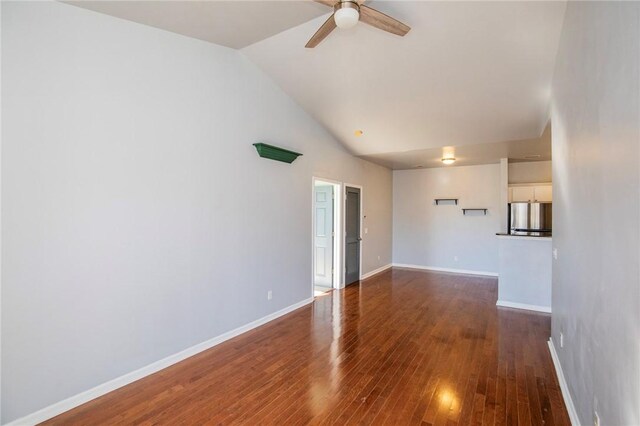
top-left (343, 183), bottom-right (363, 287)
top-left (311, 177), bottom-right (342, 297)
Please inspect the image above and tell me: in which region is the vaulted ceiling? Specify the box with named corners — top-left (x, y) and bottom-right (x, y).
top-left (66, 1), bottom-right (329, 49)
top-left (67, 1), bottom-right (567, 168)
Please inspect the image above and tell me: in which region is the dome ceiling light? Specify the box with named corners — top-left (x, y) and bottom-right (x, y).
top-left (334, 1), bottom-right (360, 29)
top-left (441, 157), bottom-right (456, 165)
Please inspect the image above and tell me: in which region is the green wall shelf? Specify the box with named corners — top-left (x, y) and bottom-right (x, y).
top-left (253, 143), bottom-right (302, 164)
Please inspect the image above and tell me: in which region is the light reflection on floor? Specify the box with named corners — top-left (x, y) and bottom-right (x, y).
top-left (314, 287), bottom-right (333, 297)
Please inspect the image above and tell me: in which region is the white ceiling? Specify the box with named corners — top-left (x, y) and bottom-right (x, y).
top-left (243, 1), bottom-right (566, 158)
top-left (66, 1), bottom-right (566, 167)
top-left (66, 1), bottom-right (328, 49)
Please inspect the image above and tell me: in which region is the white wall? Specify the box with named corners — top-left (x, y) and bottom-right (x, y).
top-left (508, 160), bottom-right (552, 184)
top-left (0, 1), bottom-right (3, 422)
top-left (550, 2), bottom-right (640, 425)
top-left (359, 166), bottom-right (392, 275)
top-left (393, 164), bottom-right (501, 274)
top-left (0, 2), bottom-right (392, 422)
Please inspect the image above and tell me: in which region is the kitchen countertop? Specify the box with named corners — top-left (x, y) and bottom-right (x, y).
top-left (496, 233), bottom-right (552, 240)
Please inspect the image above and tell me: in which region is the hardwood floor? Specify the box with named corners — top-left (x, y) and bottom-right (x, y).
top-left (44, 268), bottom-right (569, 425)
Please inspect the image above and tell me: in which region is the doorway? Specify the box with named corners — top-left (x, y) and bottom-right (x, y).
top-left (344, 185), bottom-right (362, 286)
top-left (313, 178), bottom-right (340, 296)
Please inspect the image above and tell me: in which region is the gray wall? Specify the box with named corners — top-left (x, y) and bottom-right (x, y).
top-left (0, 2), bottom-right (392, 422)
top-left (508, 160), bottom-right (552, 184)
top-left (393, 164), bottom-right (501, 274)
top-left (550, 2), bottom-right (640, 425)
top-left (497, 237), bottom-right (551, 309)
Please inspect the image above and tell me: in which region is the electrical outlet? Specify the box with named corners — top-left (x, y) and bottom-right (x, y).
top-left (593, 410), bottom-right (600, 426)
top-left (560, 332), bottom-right (564, 348)
top-left (454, 256), bottom-right (459, 262)
top-left (267, 290), bottom-right (273, 300)
top-left (377, 255), bottom-right (380, 261)
top-left (365, 227), bottom-right (369, 234)
top-left (553, 248), bottom-right (558, 260)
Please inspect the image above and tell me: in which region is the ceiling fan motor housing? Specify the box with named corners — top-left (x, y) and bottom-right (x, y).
top-left (334, 1), bottom-right (360, 12)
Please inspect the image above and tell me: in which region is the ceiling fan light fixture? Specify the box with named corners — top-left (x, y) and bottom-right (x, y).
top-left (306, 0), bottom-right (409, 48)
top-left (334, 2), bottom-right (360, 29)
top-left (441, 157), bottom-right (456, 165)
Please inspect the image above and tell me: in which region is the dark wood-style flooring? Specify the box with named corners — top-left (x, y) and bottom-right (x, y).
top-left (45, 268), bottom-right (569, 425)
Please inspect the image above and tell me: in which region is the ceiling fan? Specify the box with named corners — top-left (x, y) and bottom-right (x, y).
top-left (306, 0), bottom-right (410, 48)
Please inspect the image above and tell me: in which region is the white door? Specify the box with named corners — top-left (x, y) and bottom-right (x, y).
top-left (314, 185), bottom-right (334, 287)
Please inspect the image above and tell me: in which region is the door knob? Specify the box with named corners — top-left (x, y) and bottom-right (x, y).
top-left (358, 237), bottom-right (362, 241)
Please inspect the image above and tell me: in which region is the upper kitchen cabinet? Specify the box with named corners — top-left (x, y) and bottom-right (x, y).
top-left (534, 185), bottom-right (553, 202)
top-left (511, 186), bottom-right (534, 202)
top-left (509, 184), bottom-right (552, 202)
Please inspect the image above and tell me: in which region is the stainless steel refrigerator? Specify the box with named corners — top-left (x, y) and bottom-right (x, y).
top-left (509, 202), bottom-right (552, 236)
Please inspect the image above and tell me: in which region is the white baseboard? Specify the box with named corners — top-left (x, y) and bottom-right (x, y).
top-left (360, 263), bottom-right (392, 280)
top-left (496, 300), bottom-right (552, 313)
top-left (5, 297), bottom-right (314, 426)
top-left (548, 338), bottom-right (581, 426)
top-left (392, 263), bottom-right (498, 277)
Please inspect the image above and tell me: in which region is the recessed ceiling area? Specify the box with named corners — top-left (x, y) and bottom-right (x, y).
top-left (65, 1), bottom-right (328, 49)
top-left (359, 123), bottom-right (552, 170)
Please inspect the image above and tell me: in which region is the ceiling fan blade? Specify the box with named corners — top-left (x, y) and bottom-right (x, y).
top-left (359, 5), bottom-right (410, 36)
top-left (305, 13), bottom-right (337, 48)
top-left (312, 0), bottom-right (335, 7)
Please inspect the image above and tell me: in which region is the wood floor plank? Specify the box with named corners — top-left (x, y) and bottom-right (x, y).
top-left (43, 268), bottom-right (570, 426)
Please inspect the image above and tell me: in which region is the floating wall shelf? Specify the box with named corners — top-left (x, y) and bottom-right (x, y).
top-left (434, 198), bottom-right (459, 205)
top-left (253, 143), bottom-right (302, 164)
top-left (462, 208), bottom-right (488, 215)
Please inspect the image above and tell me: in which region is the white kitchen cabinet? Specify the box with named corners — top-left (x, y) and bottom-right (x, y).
top-left (534, 185), bottom-right (553, 202)
top-left (511, 186), bottom-right (535, 202)
top-left (509, 184), bottom-right (552, 202)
